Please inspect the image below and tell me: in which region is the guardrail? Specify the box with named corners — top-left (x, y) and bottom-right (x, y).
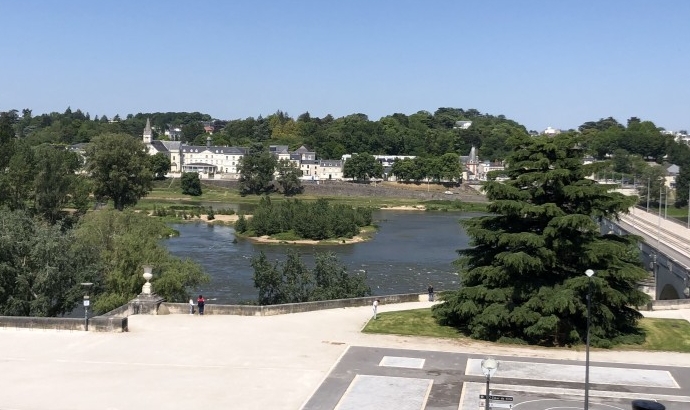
top-left (621, 213), bottom-right (690, 256)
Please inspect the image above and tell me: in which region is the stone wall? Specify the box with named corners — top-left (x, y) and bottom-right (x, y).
top-left (0, 315), bottom-right (128, 332)
top-left (163, 293), bottom-right (425, 316)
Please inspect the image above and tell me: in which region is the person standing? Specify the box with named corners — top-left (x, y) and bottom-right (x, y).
top-left (197, 295), bottom-right (205, 315)
top-left (189, 298), bottom-right (194, 315)
top-left (428, 284), bottom-right (434, 302)
top-left (372, 299), bottom-right (379, 319)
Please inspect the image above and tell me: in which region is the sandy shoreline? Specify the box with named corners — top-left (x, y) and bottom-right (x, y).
top-left (245, 234), bottom-right (367, 245)
top-left (380, 205), bottom-right (426, 211)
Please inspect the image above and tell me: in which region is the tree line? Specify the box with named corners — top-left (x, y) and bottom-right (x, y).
top-left (6, 106), bottom-right (689, 206)
top-left (251, 250), bottom-right (371, 305)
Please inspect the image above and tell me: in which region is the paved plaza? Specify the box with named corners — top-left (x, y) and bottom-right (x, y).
top-left (0, 301), bottom-right (688, 410)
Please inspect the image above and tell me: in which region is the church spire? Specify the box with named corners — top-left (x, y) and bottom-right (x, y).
top-left (143, 118), bottom-right (152, 144)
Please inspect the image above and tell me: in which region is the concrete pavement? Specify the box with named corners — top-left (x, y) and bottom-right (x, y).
top-left (2, 301), bottom-right (690, 410)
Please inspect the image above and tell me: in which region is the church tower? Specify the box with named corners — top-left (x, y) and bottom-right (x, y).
top-left (143, 118), bottom-right (153, 144)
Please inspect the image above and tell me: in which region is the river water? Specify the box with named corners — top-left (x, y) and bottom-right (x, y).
top-left (163, 210), bottom-right (475, 304)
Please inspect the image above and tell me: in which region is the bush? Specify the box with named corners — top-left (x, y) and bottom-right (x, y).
top-left (181, 172), bottom-right (202, 196)
top-left (234, 214), bottom-right (248, 233)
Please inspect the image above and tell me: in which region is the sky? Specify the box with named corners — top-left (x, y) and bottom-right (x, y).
top-left (1, 0), bottom-right (689, 132)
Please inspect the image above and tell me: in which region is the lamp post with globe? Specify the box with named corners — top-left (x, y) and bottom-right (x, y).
top-left (481, 358), bottom-right (499, 410)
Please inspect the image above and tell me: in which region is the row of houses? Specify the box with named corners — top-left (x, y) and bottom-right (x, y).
top-left (144, 119), bottom-right (347, 180)
top-left (143, 119), bottom-right (505, 182)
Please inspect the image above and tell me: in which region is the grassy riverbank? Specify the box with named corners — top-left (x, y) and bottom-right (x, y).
top-left (363, 308), bottom-right (690, 352)
top-left (140, 179), bottom-right (490, 212)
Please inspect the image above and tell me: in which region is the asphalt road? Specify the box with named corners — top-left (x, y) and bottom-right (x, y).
top-left (303, 346), bottom-right (690, 410)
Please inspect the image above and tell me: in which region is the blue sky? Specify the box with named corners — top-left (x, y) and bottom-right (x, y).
top-left (1, 0), bottom-right (689, 131)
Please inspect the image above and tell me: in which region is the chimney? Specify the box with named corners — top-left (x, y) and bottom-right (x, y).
top-left (206, 136), bottom-right (211, 148)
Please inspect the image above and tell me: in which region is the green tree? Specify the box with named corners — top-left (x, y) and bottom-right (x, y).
top-left (0, 209), bottom-right (99, 316)
top-left (391, 158), bottom-right (415, 182)
top-left (343, 153), bottom-right (383, 181)
top-left (311, 252), bottom-right (371, 300)
top-left (276, 158), bottom-right (303, 196)
top-left (70, 175), bottom-right (92, 216)
top-left (234, 214), bottom-right (248, 233)
top-left (181, 172), bottom-right (202, 196)
top-left (32, 145), bottom-right (82, 223)
top-left (73, 210), bottom-right (209, 314)
top-left (638, 166), bottom-right (666, 208)
top-left (238, 143), bottom-right (277, 195)
top-left (85, 133), bottom-right (152, 211)
top-left (251, 250), bottom-right (370, 305)
top-left (281, 250), bottom-right (312, 303)
top-left (251, 251), bottom-right (283, 305)
top-left (0, 111), bottom-right (17, 168)
top-left (432, 134), bottom-right (649, 347)
top-left (2, 141), bottom-right (35, 210)
top-left (150, 153), bottom-right (171, 180)
top-left (676, 165), bottom-right (690, 208)
top-left (438, 153), bottom-right (462, 183)
top-left (181, 122), bottom-right (205, 143)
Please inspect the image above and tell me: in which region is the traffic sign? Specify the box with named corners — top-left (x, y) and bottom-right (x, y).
top-left (479, 394), bottom-right (514, 402)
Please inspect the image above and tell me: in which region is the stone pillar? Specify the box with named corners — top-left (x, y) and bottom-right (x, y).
top-left (130, 294), bottom-right (165, 315)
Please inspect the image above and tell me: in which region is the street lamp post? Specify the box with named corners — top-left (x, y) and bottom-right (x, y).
top-left (664, 185), bottom-right (668, 220)
top-left (650, 254), bottom-right (658, 300)
top-left (81, 282), bottom-right (93, 331)
top-left (584, 269), bottom-right (595, 410)
top-left (646, 177), bottom-right (650, 212)
top-left (481, 358), bottom-right (499, 410)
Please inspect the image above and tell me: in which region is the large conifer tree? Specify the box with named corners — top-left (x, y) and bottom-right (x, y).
top-left (433, 134), bottom-right (649, 346)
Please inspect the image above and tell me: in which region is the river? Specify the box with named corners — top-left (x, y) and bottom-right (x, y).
top-left (163, 210), bottom-right (475, 304)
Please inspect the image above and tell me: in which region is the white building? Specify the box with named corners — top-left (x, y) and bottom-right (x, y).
top-left (144, 119), bottom-right (246, 179)
top-left (476, 161), bottom-right (505, 181)
top-left (453, 120), bottom-right (472, 129)
top-left (543, 127), bottom-right (561, 136)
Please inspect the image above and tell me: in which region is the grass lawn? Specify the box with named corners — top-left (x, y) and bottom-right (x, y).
top-left (620, 318), bottom-right (690, 352)
top-left (363, 308), bottom-right (690, 352)
top-left (144, 180), bottom-right (489, 211)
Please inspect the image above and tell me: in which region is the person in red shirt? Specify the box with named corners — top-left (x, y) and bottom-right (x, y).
top-left (197, 295), bottom-right (205, 315)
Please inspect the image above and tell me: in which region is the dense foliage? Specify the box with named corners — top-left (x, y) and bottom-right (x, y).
top-left (85, 133), bottom-right (152, 211)
top-left (5, 107), bottom-right (528, 160)
top-left (433, 134), bottom-right (650, 347)
top-left (276, 158), bottom-right (303, 195)
top-left (235, 197), bottom-right (372, 240)
top-left (391, 153), bottom-right (462, 183)
top-left (343, 153), bottom-right (384, 181)
top-left (180, 172), bottom-right (202, 196)
top-left (73, 210), bottom-right (209, 314)
top-left (251, 250), bottom-right (371, 305)
top-left (150, 153), bottom-right (171, 180)
top-left (0, 209), bottom-right (99, 316)
top-left (0, 208), bottom-right (208, 316)
top-left (238, 143), bottom-right (277, 196)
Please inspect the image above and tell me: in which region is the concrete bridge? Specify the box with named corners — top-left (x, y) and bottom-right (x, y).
top-left (605, 207), bottom-right (690, 301)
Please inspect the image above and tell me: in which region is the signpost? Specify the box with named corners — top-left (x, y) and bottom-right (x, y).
top-left (479, 394), bottom-right (514, 409)
top-left (480, 395), bottom-right (513, 402)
